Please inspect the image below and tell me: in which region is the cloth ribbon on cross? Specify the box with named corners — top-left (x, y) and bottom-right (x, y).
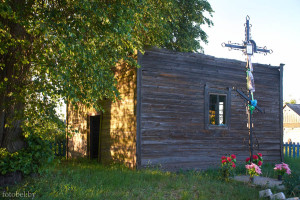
top-left (246, 56), bottom-right (258, 113)
top-left (247, 56), bottom-right (255, 93)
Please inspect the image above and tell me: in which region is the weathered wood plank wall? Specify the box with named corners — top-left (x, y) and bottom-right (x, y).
top-left (138, 48), bottom-right (282, 170)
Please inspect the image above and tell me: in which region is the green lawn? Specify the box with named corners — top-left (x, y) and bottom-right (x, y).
top-left (2, 158), bottom-right (299, 200)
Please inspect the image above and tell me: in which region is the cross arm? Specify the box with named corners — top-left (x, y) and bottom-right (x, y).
top-left (222, 42), bottom-right (245, 50)
top-left (235, 88), bottom-right (264, 113)
top-left (224, 43), bottom-right (245, 50)
top-left (256, 47), bottom-right (272, 54)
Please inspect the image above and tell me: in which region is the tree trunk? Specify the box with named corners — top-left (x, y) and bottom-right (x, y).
top-left (0, 54), bottom-right (27, 152)
top-left (0, 1), bottom-right (33, 152)
top-left (0, 102), bottom-right (26, 153)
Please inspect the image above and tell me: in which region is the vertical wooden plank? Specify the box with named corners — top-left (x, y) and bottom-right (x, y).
top-left (289, 143), bottom-right (292, 157)
top-left (66, 100), bottom-right (69, 159)
top-left (136, 52), bottom-right (142, 169)
top-left (227, 87), bottom-right (232, 130)
top-left (204, 84), bottom-right (209, 129)
top-left (297, 142), bottom-right (300, 158)
top-left (98, 113), bottom-right (103, 163)
top-left (87, 114), bottom-right (90, 160)
top-left (63, 140), bottom-right (66, 157)
top-left (284, 143), bottom-right (288, 157)
top-left (58, 141), bottom-right (62, 156)
top-left (55, 141), bottom-right (58, 156)
top-left (279, 64), bottom-right (284, 161)
top-left (293, 143), bottom-right (296, 158)
top-left (216, 95), bottom-right (220, 125)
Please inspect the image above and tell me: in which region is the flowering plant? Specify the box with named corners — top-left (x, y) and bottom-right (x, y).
top-left (221, 154), bottom-right (236, 168)
top-left (245, 163), bottom-right (262, 178)
top-left (274, 163), bottom-right (291, 176)
top-left (246, 153), bottom-right (263, 167)
top-left (220, 154), bottom-right (236, 181)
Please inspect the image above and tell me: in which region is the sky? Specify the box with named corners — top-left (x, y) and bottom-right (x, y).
top-left (202, 0), bottom-right (300, 103)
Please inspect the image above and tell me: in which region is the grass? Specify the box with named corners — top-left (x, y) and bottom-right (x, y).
top-left (1, 158), bottom-right (299, 200)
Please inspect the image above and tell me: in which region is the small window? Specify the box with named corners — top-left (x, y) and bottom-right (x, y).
top-left (205, 85), bottom-right (231, 129)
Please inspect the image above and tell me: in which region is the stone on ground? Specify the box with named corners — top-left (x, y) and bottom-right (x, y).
top-left (270, 192), bottom-right (285, 200)
top-left (233, 175), bottom-right (285, 189)
top-left (259, 189), bottom-right (272, 198)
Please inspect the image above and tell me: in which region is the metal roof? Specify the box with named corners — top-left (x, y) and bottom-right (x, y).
top-left (286, 104), bottom-right (300, 116)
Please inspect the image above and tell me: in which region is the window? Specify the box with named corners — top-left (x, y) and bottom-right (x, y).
top-left (209, 94), bottom-right (226, 125)
top-left (205, 85), bottom-right (231, 129)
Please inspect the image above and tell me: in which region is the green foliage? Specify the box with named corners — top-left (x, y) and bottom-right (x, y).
top-left (0, 1), bottom-right (213, 148)
top-left (6, 160), bottom-right (265, 199)
top-left (283, 171), bottom-right (300, 197)
top-left (282, 158), bottom-right (300, 197)
top-left (163, 0), bottom-right (213, 52)
top-left (0, 134), bottom-right (54, 175)
top-left (285, 99), bottom-right (297, 104)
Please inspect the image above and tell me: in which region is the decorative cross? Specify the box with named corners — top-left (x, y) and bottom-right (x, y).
top-left (222, 15), bottom-right (273, 163)
top-left (222, 16), bottom-right (273, 56)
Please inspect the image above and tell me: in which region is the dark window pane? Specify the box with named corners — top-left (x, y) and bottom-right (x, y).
top-left (209, 95), bottom-right (217, 125)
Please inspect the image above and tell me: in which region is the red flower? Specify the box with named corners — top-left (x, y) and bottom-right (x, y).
top-left (258, 161), bottom-right (262, 166)
top-left (253, 155), bottom-right (258, 160)
top-left (222, 160), bottom-right (227, 164)
top-left (232, 162), bottom-right (236, 168)
top-left (221, 156), bottom-right (226, 160)
top-left (231, 154), bottom-right (236, 159)
top-left (246, 157), bottom-right (250, 162)
top-left (227, 157), bottom-right (232, 162)
top-left (257, 153), bottom-right (262, 157)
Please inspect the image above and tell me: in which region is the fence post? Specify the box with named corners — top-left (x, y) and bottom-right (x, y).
top-left (62, 140), bottom-right (66, 157)
top-left (297, 143), bottom-right (299, 158)
top-left (292, 143), bottom-right (295, 158)
top-left (283, 142), bottom-right (300, 158)
top-left (58, 141), bottom-right (62, 156)
top-left (50, 142), bottom-right (52, 151)
top-left (284, 143), bottom-right (287, 157)
top-left (49, 140), bottom-right (66, 157)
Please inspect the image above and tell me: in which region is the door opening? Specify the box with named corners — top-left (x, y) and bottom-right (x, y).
top-left (89, 115), bottom-right (101, 159)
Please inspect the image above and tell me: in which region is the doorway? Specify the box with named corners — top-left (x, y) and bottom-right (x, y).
top-left (89, 115), bottom-right (101, 159)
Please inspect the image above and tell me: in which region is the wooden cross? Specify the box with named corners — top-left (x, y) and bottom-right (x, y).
top-left (222, 16), bottom-right (272, 163)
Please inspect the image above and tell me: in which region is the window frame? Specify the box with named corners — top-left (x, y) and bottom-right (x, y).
top-left (204, 85), bottom-right (231, 130)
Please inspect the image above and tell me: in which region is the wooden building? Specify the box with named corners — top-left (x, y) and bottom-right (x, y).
top-left (67, 48), bottom-right (284, 170)
top-left (283, 104), bottom-right (300, 143)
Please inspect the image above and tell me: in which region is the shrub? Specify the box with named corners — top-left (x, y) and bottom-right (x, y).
top-left (283, 171), bottom-right (300, 197)
top-left (0, 134), bottom-right (54, 175)
top-left (220, 154), bottom-right (236, 181)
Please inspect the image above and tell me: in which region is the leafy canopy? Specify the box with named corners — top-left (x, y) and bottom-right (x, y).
top-left (0, 0), bottom-right (213, 139)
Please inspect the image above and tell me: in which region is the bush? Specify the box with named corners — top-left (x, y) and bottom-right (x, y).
top-left (283, 171), bottom-right (300, 197)
top-left (0, 134), bottom-right (54, 175)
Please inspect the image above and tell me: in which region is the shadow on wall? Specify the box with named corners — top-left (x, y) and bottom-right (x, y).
top-left (99, 63), bottom-right (137, 168)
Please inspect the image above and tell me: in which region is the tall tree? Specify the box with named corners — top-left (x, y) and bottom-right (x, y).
top-left (0, 0), bottom-right (213, 152)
